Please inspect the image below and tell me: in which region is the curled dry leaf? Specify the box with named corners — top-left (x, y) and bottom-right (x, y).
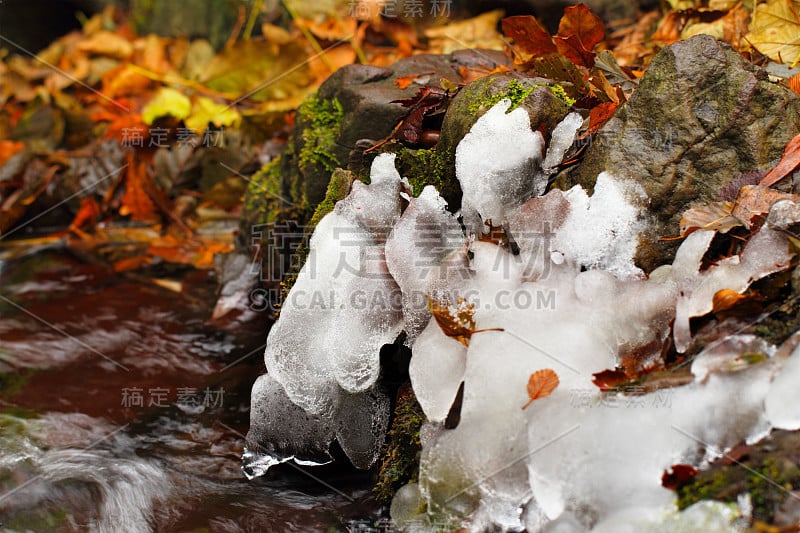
top-left (428, 296), bottom-right (503, 346)
top-left (523, 368), bottom-right (559, 409)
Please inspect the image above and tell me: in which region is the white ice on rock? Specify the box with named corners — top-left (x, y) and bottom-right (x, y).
top-left (247, 154), bottom-right (405, 474)
top-left (389, 102), bottom-right (800, 531)
top-left (456, 98), bottom-right (545, 231)
top-left (245, 100), bottom-right (800, 531)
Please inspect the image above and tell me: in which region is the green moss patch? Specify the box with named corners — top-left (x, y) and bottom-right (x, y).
top-left (374, 384), bottom-right (426, 503)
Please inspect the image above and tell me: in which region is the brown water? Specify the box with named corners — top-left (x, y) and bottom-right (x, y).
top-left (0, 243), bottom-right (381, 532)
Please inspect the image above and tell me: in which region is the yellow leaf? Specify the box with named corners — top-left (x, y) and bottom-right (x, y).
top-left (142, 87), bottom-right (191, 125)
top-left (185, 97), bottom-right (240, 132)
top-left (746, 0), bottom-right (800, 64)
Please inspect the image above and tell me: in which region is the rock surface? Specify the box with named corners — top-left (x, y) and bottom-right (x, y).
top-left (569, 35), bottom-right (800, 271)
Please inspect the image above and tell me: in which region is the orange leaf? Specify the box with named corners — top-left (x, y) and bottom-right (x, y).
top-left (522, 369), bottom-right (559, 409)
top-left (588, 102), bottom-right (617, 132)
top-left (394, 72), bottom-right (435, 89)
top-left (501, 15), bottom-right (557, 56)
top-left (789, 72), bottom-right (800, 96)
top-left (69, 196), bottom-right (101, 231)
top-left (712, 289), bottom-right (747, 314)
top-left (760, 133), bottom-right (800, 187)
top-left (0, 140), bottom-right (25, 167)
top-left (120, 157), bottom-right (158, 222)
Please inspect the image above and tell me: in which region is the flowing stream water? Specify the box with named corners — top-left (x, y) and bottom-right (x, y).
top-left (0, 241), bottom-right (380, 532)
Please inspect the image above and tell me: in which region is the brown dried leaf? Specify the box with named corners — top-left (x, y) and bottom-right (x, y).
top-left (428, 296), bottom-right (503, 346)
top-left (679, 202), bottom-right (741, 236)
top-left (522, 369), bottom-right (559, 409)
top-left (731, 185), bottom-right (798, 228)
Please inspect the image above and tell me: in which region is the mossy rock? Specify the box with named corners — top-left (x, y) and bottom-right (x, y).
top-left (374, 383), bottom-right (426, 503)
top-left (674, 430), bottom-right (800, 525)
top-left (436, 74), bottom-right (573, 211)
top-left (568, 35), bottom-right (800, 272)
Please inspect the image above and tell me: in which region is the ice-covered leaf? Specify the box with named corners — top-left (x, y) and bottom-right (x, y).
top-left (522, 369), bottom-right (559, 409)
top-left (428, 297), bottom-right (477, 347)
top-left (746, 0), bottom-right (800, 64)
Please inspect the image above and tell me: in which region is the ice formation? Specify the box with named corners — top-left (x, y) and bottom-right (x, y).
top-left (456, 98), bottom-right (545, 231)
top-left (246, 100), bottom-right (800, 531)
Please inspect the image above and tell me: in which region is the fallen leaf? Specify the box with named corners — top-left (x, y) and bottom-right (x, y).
top-left (501, 15), bottom-right (557, 57)
top-left (555, 3), bottom-right (605, 66)
top-left (69, 196), bottom-right (101, 231)
top-left (522, 369), bottom-right (559, 409)
top-left (746, 0), bottom-right (800, 64)
top-left (678, 202), bottom-right (741, 236)
top-left (0, 140), bottom-right (25, 166)
top-left (559, 4), bottom-right (605, 49)
top-left (424, 10), bottom-right (505, 54)
top-left (142, 87), bottom-right (192, 125)
top-left (395, 72), bottom-right (435, 90)
top-left (202, 39), bottom-right (313, 101)
top-left (428, 296), bottom-right (503, 346)
top-left (731, 185), bottom-right (797, 228)
top-left (789, 71), bottom-right (800, 95)
top-left (591, 368), bottom-right (629, 391)
top-left (711, 288), bottom-right (748, 313)
top-left (661, 464), bottom-right (698, 489)
top-left (77, 30), bottom-right (134, 59)
top-left (554, 34), bottom-right (597, 67)
top-left (760, 133), bottom-right (800, 187)
top-left (389, 86), bottom-right (450, 146)
top-left (120, 157), bottom-right (159, 222)
top-left (588, 101), bottom-right (618, 132)
top-left (185, 96), bottom-right (241, 132)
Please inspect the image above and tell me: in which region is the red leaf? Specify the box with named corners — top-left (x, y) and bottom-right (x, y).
top-left (501, 16), bottom-right (557, 56)
top-left (591, 368), bottom-right (628, 391)
top-left (588, 101), bottom-right (617, 132)
top-left (554, 34), bottom-right (596, 68)
top-left (760, 133), bottom-right (800, 187)
top-left (554, 4), bottom-right (604, 67)
top-left (662, 464), bottom-right (698, 489)
top-left (558, 4), bottom-right (605, 50)
top-left (522, 369), bottom-right (559, 409)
